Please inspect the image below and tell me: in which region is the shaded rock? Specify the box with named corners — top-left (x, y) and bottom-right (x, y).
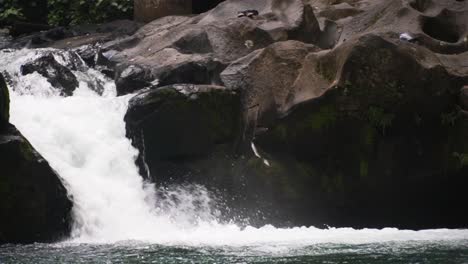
top-left (125, 84), bottom-right (241, 180)
top-left (0, 74), bottom-right (72, 243)
top-left (192, 0), bottom-right (225, 14)
top-left (0, 74), bottom-right (9, 130)
top-left (461, 86), bottom-right (468, 110)
top-left (20, 54), bottom-right (79, 96)
top-left (251, 34), bottom-right (468, 228)
top-left (0, 125), bottom-right (72, 244)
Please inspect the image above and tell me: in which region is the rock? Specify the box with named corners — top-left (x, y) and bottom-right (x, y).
top-left (116, 65), bottom-right (153, 95)
top-left (125, 84), bottom-right (241, 180)
top-left (252, 34), bottom-right (468, 228)
top-left (110, 0), bottom-right (325, 95)
top-left (221, 40), bottom-right (320, 144)
top-left (0, 125), bottom-right (73, 244)
top-left (21, 54), bottom-right (79, 96)
top-left (0, 74), bottom-right (9, 130)
top-left (134, 0), bottom-right (192, 23)
top-left (0, 74), bottom-right (72, 243)
top-left (461, 86), bottom-right (468, 110)
top-left (337, 0), bottom-right (468, 54)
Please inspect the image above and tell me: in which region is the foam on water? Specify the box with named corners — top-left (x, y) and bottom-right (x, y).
top-left (2, 49), bottom-right (468, 248)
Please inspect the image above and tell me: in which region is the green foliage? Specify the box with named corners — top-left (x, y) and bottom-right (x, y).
top-left (360, 159), bottom-right (369, 179)
top-left (453, 152), bottom-right (468, 168)
top-left (441, 110), bottom-right (459, 127)
top-left (0, 0), bottom-right (25, 22)
top-left (305, 105), bottom-right (337, 131)
top-left (0, 0), bottom-right (133, 27)
top-left (48, 0), bottom-right (133, 26)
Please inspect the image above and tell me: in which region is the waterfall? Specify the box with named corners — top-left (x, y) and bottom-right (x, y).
top-left (1, 48), bottom-right (467, 247)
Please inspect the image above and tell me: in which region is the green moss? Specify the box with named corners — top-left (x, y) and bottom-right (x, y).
top-left (270, 124), bottom-right (288, 142)
top-left (362, 125), bottom-right (376, 147)
top-left (19, 141), bottom-right (35, 162)
top-left (321, 173), bottom-right (345, 194)
top-left (452, 152), bottom-right (468, 168)
top-left (198, 90), bottom-right (240, 142)
top-left (360, 159), bottom-right (369, 179)
top-left (441, 110), bottom-right (459, 127)
top-left (316, 60), bottom-right (336, 82)
top-left (304, 105), bottom-right (337, 131)
top-left (367, 106), bottom-right (394, 134)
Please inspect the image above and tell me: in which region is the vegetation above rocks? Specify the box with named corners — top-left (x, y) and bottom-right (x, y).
top-left (0, 0), bottom-right (132, 34)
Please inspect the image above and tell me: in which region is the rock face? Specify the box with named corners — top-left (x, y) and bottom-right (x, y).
top-left (134, 0), bottom-right (192, 23)
top-left (120, 0), bottom-right (468, 228)
top-left (0, 74), bottom-right (72, 244)
top-left (0, 74), bottom-right (8, 129)
top-left (254, 34), bottom-right (468, 228)
top-left (125, 84), bottom-right (241, 182)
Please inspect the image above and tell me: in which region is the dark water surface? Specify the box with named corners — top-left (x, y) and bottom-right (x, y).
top-left (1, 240), bottom-right (468, 264)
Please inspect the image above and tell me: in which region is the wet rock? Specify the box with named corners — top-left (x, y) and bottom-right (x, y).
top-left (337, 0), bottom-right (468, 54)
top-left (0, 74), bottom-right (72, 244)
top-left (0, 74), bottom-right (9, 130)
top-left (20, 54), bottom-right (79, 96)
top-left (460, 86), bottom-right (468, 110)
top-left (192, 0), bottom-right (225, 14)
top-left (125, 84), bottom-right (241, 180)
top-left (0, 125), bottom-right (73, 244)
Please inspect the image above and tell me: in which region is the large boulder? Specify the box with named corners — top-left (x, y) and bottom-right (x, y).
top-left (0, 74), bottom-right (72, 243)
top-left (108, 0), bottom-right (325, 95)
top-left (252, 34), bottom-right (468, 228)
top-left (125, 84), bottom-right (241, 181)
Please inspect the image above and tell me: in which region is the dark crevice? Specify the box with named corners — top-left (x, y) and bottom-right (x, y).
top-left (192, 0), bottom-right (225, 14)
top-left (421, 14), bottom-right (461, 43)
top-left (409, 0), bottom-right (432, 12)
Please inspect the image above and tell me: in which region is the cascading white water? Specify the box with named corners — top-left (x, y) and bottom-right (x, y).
top-left (1, 48), bottom-right (468, 247)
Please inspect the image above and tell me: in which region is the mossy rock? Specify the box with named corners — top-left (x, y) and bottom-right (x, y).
top-left (0, 73), bottom-right (10, 129)
top-left (125, 84), bottom-right (241, 179)
top-left (0, 125), bottom-right (72, 244)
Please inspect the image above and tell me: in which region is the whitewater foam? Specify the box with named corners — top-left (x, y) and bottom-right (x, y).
top-left (2, 49), bottom-right (468, 247)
